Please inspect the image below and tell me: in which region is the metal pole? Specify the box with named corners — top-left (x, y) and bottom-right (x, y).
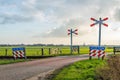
top-left (70, 29), bottom-right (73, 54)
top-left (98, 18), bottom-right (102, 60)
top-left (24, 48), bottom-right (27, 60)
top-left (98, 18), bottom-right (102, 47)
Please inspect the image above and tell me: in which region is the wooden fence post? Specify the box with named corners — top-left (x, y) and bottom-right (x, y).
top-left (113, 47), bottom-right (115, 55)
top-left (78, 46), bottom-right (80, 54)
top-left (49, 48), bottom-right (51, 55)
top-left (89, 57), bottom-right (92, 60)
top-left (5, 49), bottom-right (8, 56)
top-left (24, 48), bottom-right (27, 59)
top-left (41, 48), bottom-right (44, 56)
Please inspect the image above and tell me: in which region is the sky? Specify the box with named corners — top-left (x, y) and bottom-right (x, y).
top-left (0, 0), bottom-right (120, 45)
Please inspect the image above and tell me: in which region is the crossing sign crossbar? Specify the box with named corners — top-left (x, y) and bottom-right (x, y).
top-left (90, 17), bottom-right (108, 47)
top-left (103, 17), bottom-right (108, 21)
top-left (90, 17), bottom-right (108, 27)
top-left (68, 29), bottom-right (78, 35)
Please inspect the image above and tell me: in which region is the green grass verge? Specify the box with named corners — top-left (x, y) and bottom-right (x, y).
top-left (0, 59), bottom-right (32, 65)
top-left (52, 59), bottom-right (106, 80)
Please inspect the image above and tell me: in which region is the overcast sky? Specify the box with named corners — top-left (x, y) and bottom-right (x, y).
top-left (0, 0), bottom-right (120, 45)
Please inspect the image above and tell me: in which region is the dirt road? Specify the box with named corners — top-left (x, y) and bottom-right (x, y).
top-left (0, 55), bottom-right (89, 80)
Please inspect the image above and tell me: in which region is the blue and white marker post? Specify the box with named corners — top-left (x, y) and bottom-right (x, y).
top-left (90, 17), bottom-right (108, 59)
top-left (68, 29), bottom-right (78, 54)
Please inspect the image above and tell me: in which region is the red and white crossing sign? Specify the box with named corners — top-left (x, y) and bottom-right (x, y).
top-left (67, 29), bottom-right (78, 54)
top-left (90, 17), bottom-right (108, 27)
top-left (90, 17), bottom-right (108, 46)
top-left (73, 29), bottom-right (78, 35)
top-left (68, 29), bottom-right (78, 35)
top-left (68, 29), bottom-right (71, 35)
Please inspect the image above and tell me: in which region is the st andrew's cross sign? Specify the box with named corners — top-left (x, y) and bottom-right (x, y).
top-left (90, 17), bottom-right (108, 46)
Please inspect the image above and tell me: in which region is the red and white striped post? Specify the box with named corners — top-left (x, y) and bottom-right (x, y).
top-left (12, 47), bottom-right (26, 60)
top-left (68, 29), bottom-right (78, 54)
top-left (89, 46), bottom-right (105, 60)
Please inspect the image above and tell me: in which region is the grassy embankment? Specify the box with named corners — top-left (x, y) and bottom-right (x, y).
top-left (52, 59), bottom-right (106, 80)
top-left (53, 54), bottom-right (120, 80)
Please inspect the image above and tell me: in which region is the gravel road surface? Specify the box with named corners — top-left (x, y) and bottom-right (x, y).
top-left (0, 54), bottom-right (89, 80)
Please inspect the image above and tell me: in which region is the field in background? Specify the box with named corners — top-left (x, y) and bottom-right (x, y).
top-left (0, 46), bottom-right (113, 56)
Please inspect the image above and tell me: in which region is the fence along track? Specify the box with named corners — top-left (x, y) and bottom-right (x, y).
top-left (0, 47), bottom-right (80, 57)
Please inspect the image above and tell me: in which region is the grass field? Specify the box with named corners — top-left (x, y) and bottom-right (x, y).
top-left (52, 59), bottom-right (106, 80)
top-left (0, 46), bottom-right (113, 56)
top-left (0, 59), bottom-right (32, 65)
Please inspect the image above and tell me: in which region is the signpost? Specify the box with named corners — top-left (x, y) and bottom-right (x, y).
top-left (90, 17), bottom-right (108, 60)
top-left (90, 17), bottom-right (108, 46)
top-left (68, 29), bottom-right (78, 54)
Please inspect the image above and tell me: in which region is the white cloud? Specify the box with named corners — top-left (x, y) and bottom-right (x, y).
top-left (1, 0), bottom-right (120, 44)
top-left (1, 0), bottom-right (120, 24)
top-left (37, 0), bottom-right (120, 38)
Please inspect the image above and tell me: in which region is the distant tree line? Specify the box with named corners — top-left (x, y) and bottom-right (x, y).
top-left (0, 43), bottom-right (118, 47)
top-left (0, 44), bottom-right (65, 47)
